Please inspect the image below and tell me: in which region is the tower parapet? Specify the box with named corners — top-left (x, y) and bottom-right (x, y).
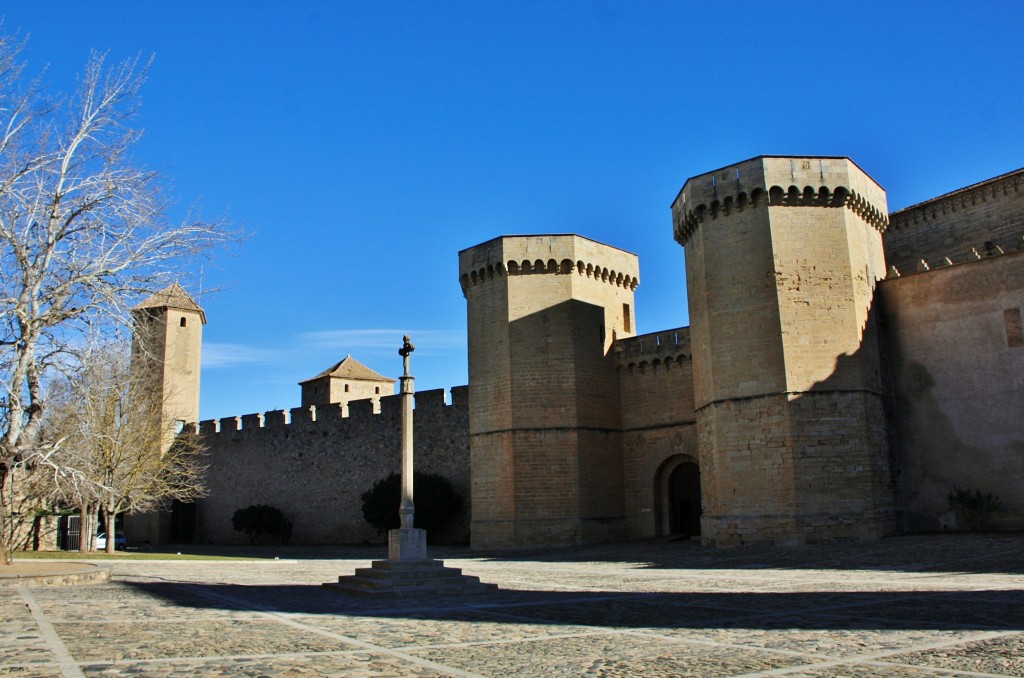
top-left (673, 156), bottom-right (888, 245)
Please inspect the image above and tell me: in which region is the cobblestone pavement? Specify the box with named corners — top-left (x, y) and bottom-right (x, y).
top-left (2, 533), bottom-right (1023, 677)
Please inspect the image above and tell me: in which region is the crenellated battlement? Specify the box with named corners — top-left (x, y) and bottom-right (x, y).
top-left (889, 167), bottom-right (1024, 232)
top-left (614, 327), bottom-right (691, 373)
top-left (458, 234), bottom-right (639, 296)
top-left (672, 156), bottom-right (889, 245)
top-left (884, 167), bottom-right (1024, 275)
top-left (197, 386), bottom-right (467, 436)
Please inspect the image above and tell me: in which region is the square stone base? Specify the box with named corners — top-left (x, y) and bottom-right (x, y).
top-left (388, 527), bottom-right (427, 561)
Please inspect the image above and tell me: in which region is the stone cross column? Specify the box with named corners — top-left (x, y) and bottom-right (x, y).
top-left (388, 335), bottom-right (427, 561)
top-left (398, 335), bottom-right (415, 529)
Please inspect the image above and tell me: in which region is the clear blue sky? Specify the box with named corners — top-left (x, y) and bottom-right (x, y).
top-left (4, 2), bottom-right (1023, 420)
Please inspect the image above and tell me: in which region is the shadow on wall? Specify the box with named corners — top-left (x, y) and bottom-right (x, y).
top-left (878, 254), bottom-right (1024, 533)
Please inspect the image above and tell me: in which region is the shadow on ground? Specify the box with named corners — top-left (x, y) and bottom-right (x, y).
top-left (119, 579), bottom-right (1024, 633)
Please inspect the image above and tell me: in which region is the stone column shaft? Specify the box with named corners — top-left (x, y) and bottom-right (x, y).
top-left (399, 374), bottom-right (415, 529)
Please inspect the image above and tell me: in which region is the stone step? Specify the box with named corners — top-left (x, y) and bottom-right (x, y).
top-left (353, 564), bottom-right (467, 581)
top-left (323, 558), bottom-right (498, 597)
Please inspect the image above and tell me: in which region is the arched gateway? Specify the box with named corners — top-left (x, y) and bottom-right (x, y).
top-left (655, 455), bottom-right (701, 538)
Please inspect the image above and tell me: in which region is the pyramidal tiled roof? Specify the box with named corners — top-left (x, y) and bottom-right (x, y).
top-left (133, 283), bottom-right (206, 324)
top-left (300, 355), bottom-right (396, 384)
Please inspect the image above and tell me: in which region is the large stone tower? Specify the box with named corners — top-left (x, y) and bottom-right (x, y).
top-left (131, 283), bottom-right (205, 443)
top-left (672, 157), bottom-right (897, 546)
top-left (459, 235), bottom-right (639, 548)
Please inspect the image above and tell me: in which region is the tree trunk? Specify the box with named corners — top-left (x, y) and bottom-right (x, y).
top-left (1, 466), bottom-right (12, 565)
top-left (79, 501), bottom-right (95, 552)
top-left (102, 505), bottom-right (116, 554)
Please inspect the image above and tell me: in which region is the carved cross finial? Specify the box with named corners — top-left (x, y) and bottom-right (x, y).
top-left (399, 335), bottom-right (415, 376)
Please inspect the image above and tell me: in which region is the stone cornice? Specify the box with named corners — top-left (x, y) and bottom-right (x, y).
top-left (673, 183), bottom-right (889, 245)
top-left (459, 256), bottom-right (639, 296)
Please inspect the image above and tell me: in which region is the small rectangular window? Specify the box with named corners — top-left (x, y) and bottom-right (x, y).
top-left (1005, 308), bottom-right (1023, 347)
top-left (622, 303), bottom-right (631, 333)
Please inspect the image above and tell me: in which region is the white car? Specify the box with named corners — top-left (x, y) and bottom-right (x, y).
top-left (95, 532), bottom-right (127, 550)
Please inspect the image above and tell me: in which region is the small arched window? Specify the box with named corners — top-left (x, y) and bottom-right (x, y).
top-left (179, 317), bottom-right (187, 328)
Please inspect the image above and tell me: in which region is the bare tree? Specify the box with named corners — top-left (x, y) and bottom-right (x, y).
top-left (44, 341), bottom-right (207, 554)
top-left (0, 34), bottom-right (229, 563)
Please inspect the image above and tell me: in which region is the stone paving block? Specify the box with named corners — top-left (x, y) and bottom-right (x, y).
top-left (494, 597), bottom-right (757, 629)
top-left (0, 666), bottom-right (63, 677)
top-left (54, 620), bottom-right (355, 662)
top-left (785, 664), bottom-right (962, 677)
top-left (79, 652), bottom-right (450, 677)
top-left (878, 632), bottom-right (1024, 675)
top-left (408, 632), bottom-right (822, 677)
top-left (29, 585), bottom-right (239, 623)
top-left (304, 610), bottom-right (594, 648)
top-left (0, 623), bottom-right (52, 665)
top-left (661, 625), bottom-right (993, 659)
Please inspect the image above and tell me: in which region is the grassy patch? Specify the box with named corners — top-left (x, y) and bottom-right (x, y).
top-left (10, 550), bottom-right (263, 561)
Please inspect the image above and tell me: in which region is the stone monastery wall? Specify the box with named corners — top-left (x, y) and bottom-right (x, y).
top-left (885, 168), bottom-right (1024, 274)
top-left (194, 387), bottom-right (470, 545)
top-left (880, 250), bottom-right (1024, 532)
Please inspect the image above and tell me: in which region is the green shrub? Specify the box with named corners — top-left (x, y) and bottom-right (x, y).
top-left (947, 487), bottom-right (1003, 531)
top-left (231, 504), bottom-right (292, 544)
top-left (361, 472), bottom-right (462, 540)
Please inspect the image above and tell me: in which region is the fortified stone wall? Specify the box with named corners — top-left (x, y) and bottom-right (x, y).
top-left (194, 387), bottom-right (470, 545)
top-left (885, 168), bottom-right (1024, 274)
top-left (615, 328), bottom-right (698, 539)
top-left (879, 251), bottom-right (1024, 532)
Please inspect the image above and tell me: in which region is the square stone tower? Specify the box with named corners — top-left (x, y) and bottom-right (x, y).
top-left (673, 157), bottom-right (897, 546)
top-left (459, 235), bottom-right (639, 548)
top-left (131, 282), bottom-right (206, 437)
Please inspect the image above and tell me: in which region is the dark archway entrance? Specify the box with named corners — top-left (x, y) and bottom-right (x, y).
top-left (668, 462), bottom-right (701, 536)
top-left (170, 500), bottom-right (196, 543)
top-left (654, 454), bottom-right (702, 538)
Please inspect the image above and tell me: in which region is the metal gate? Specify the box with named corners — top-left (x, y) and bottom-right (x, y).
top-left (57, 514), bottom-right (81, 550)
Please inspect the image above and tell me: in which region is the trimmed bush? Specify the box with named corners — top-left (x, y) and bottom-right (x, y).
top-left (947, 487), bottom-right (1003, 531)
top-left (361, 472), bottom-right (462, 540)
top-left (231, 504), bottom-right (292, 544)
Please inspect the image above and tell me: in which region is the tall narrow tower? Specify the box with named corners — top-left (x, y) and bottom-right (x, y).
top-left (460, 235), bottom-right (639, 548)
top-left (131, 283), bottom-right (205, 444)
top-left (673, 157), bottom-right (897, 546)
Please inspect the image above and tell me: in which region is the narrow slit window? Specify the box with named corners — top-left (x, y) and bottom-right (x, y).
top-left (622, 303), bottom-right (631, 333)
top-left (1005, 308), bottom-right (1023, 347)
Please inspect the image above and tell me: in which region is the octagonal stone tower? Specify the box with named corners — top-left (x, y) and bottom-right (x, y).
top-left (460, 235), bottom-right (639, 548)
top-left (673, 157), bottom-right (897, 546)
